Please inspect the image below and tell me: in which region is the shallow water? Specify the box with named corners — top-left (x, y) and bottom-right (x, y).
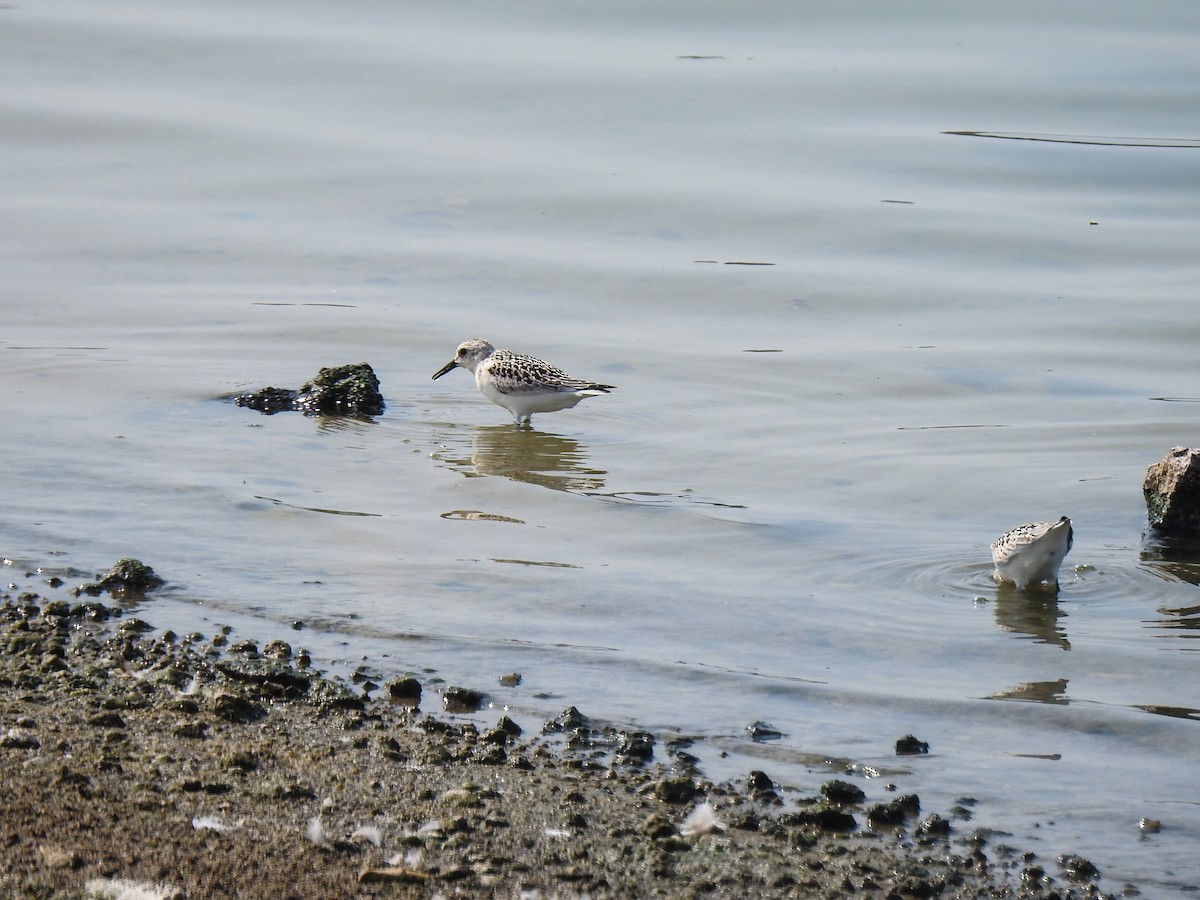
top-left (4, 1), bottom-right (1200, 892)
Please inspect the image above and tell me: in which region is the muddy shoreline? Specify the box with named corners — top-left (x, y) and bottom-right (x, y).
top-left (1, 563), bottom-right (1119, 899)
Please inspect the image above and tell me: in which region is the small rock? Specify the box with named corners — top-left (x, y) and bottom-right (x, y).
top-left (214, 658), bottom-right (311, 698)
top-left (746, 721), bottom-right (784, 741)
top-left (74, 558), bottom-right (165, 597)
top-left (1, 727), bottom-right (41, 750)
top-left (616, 730), bottom-right (655, 763)
top-left (543, 706), bottom-right (589, 734)
top-left (1020, 865), bottom-right (1047, 886)
top-left (1144, 447), bottom-right (1200, 534)
top-left (443, 686), bottom-right (484, 713)
top-left (895, 734), bottom-right (930, 755)
top-left (480, 727), bottom-right (511, 746)
top-left (746, 770), bottom-right (778, 801)
top-left (790, 805), bottom-right (857, 832)
top-left (174, 722), bottom-right (209, 740)
top-left (222, 751), bottom-right (260, 772)
top-left (654, 777), bottom-right (696, 805)
top-left (262, 640), bottom-right (292, 660)
top-left (918, 813), bottom-right (950, 836)
top-left (494, 715), bottom-right (522, 737)
top-left (820, 779), bottom-right (866, 805)
top-left (1057, 853), bottom-right (1100, 882)
top-left (385, 677), bottom-right (422, 704)
top-left (866, 794), bottom-right (920, 829)
top-left (212, 692), bottom-right (267, 724)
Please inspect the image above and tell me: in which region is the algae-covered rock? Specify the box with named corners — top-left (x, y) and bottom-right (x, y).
top-left (74, 558), bottom-right (164, 598)
top-left (297, 363), bottom-right (384, 416)
top-left (1144, 447), bottom-right (1200, 534)
top-left (235, 362), bottom-right (385, 418)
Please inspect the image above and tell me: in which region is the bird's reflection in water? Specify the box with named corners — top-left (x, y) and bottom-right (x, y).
top-left (435, 425), bottom-right (607, 493)
top-left (992, 583), bottom-right (1071, 650)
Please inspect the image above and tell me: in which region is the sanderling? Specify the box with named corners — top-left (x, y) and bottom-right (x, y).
top-left (432, 338), bottom-right (615, 425)
top-left (990, 516), bottom-right (1073, 589)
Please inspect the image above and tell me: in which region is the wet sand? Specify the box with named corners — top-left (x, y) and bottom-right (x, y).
top-left (0, 567), bottom-right (1116, 899)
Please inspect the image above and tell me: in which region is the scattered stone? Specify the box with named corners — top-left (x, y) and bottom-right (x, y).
top-left (40, 600), bottom-right (72, 619)
top-left (116, 618), bottom-right (155, 636)
top-left (262, 639), bottom-right (292, 661)
top-left (1144, 447), bottom-right (1200, 534)
top-left (0, 582), bottom-right (1133, 899)
top-left (494, 715), bottom-right (522, 737)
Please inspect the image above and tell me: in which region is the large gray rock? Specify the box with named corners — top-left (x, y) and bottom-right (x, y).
top-left (1144, 447), bottom-right (1200, 534)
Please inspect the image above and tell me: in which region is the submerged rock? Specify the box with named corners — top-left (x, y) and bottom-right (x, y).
top-left (895, 734), bottom-right (929, 755)
top-left (235, 362), bottom-right (385, 418)
top-left (1144, 447), bottom-right (1200, 534)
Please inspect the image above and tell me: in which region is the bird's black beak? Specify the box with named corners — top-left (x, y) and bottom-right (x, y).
top-left (432, 359), bottom-right (458, 380)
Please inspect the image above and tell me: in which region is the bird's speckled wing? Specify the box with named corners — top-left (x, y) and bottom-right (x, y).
top-left (486, 351), bottom-right (614, 395)
top-left (992, 521), bottom-right (1051, 552)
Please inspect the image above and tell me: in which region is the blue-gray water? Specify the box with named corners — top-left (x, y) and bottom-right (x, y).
top-left (4, 1), bottom-right (1199, 893)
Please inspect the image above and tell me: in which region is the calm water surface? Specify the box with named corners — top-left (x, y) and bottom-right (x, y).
top-left (4, 1), bottom-right (1200, 893)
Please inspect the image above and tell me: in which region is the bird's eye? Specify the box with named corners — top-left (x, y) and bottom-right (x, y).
top-left (458, 347), bottom-right (467, 356)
